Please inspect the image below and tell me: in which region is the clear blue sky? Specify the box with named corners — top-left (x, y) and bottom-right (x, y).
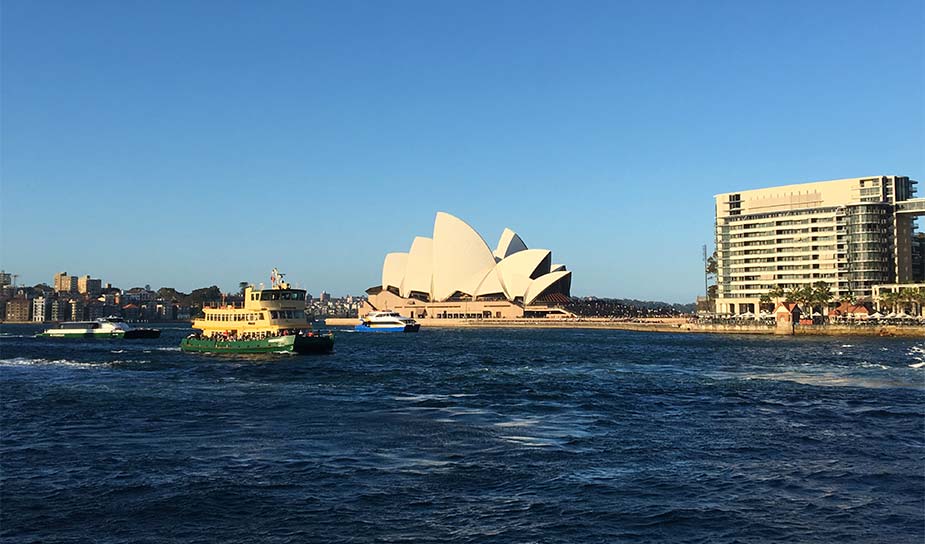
top-left (2, 0), bottom-right (922, 302)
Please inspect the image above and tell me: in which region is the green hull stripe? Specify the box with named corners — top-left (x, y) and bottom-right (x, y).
top-left (180, 335), bottom-right (334, 354)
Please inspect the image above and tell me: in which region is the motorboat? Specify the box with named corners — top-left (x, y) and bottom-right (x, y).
top-left (355, 311), bottom-right (420, 333)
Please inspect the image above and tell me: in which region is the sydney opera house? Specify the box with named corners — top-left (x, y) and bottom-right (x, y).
top-left (361, 212), bottom-right (573, 320)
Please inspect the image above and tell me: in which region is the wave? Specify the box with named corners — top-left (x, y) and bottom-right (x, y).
top-left (0, 357), bottom-right (152, 369)
top-left (746, 371), bottom-right (921, 389)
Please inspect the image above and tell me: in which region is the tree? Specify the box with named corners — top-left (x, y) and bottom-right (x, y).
top-left (705, 250), bottom-right (718, 277)
top-left (913, 287), bottom-right (925, 317)
top-left (787, 285), bottom-right (814, 319)
top-left (759, 293), bottom-right (772, 312)
top-left (239, 281), bottom-right (249, 296)
top-left (879, 290), bottom-right (900, 314)
top-left (705, 249), bottom-right (718, 300)
top-left (811, 281), bottom-right (833, 322)
top-left (767, 285), bottom-right (786, 305)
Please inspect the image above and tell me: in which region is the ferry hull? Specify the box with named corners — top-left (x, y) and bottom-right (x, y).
top-left (179, 334), bottom-right (334, 354)
top-left (124, 329), bottom-right (161, 339)
top-left (355, 324), bottom-right (420, 333)
top-left (37, 331), bottom-right (125, 339)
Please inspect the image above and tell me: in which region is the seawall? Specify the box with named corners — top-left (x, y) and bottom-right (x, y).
top-left (324, 317), bottom-right (924, 337)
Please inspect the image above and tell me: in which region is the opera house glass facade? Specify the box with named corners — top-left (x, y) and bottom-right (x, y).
top-left (362, 212), bottom-right (572, 319)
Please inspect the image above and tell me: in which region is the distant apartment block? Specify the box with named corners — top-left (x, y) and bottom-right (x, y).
top-left (714, 175), bottom-right (924, 314)
top-left (0, 270), bottom-right (12, 288)
top-left (54, 272), bottom-right (78, 293)
top-left (32, 297), bottom-right (50, 322)
top-left (6, 298), bottom-right (32, 321)
top-left (78, 275), bottom-right (102, 297)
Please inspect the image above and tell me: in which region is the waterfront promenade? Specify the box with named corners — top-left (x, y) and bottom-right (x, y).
top-left (326, 317), bottom-right (925, 338)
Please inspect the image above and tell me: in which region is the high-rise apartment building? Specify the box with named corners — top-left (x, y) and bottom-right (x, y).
top-left (54, 272), bottom-right (78, 293)
top-left (0, 271), bottom-right (12, 288)
top-left (77, 275), bottom-right (102, 297)
top-left (714, 176), bottom-right (923, 314)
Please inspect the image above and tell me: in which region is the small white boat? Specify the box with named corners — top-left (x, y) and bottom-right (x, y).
top-left (355, 311), bottom-right (420, 333)
top-left (38, 317), bottom-right (161, 339)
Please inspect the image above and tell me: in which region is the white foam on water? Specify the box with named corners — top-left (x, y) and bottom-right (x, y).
top-left (495, 418), bottom-right (538, 428)
top-left (746, 372), bottom-right (919, 389)
top-left (502, 435), bottom-right (558, 447)
top-left (908, 346), bottom-right (925, 368)
top-left (155, 347), bottom-right (181, 352)
top-left (0, 357), bottom-right (152, 369)
top-left (0, 357), bottom-right (100, 369)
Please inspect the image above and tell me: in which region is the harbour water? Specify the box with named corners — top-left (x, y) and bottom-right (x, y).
top-left (2, 324), bottom-right (923, 543)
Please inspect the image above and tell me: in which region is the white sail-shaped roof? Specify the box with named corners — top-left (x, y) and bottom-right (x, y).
top-left (474, 268), bottom-right (505, 298)
top-left (400, 237), bottom-right (434, 298)
top-left (550, 264), bottom-right (567, 273)
top-left (524, 271), bottom-right (572, 305)
top-left (432, 212), bottom-right (497, 301)
top-left (496, 249), bottom-right (552, 299)
top-left (381, 252), bottom-right (408, 292)
top-left (494, 228), bottom-right (528, 260)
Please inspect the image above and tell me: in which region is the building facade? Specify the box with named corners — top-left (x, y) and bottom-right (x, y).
top-left (32, 297), bottom-right (50, 322)
top-left (54, 272), bottom-right (77, 293)
top-left (78, 275), bottom-right (102, 297)
top-left (714, 176), bottom-right (923, 314)
top-left (5, 298), bottom-right (32, 322)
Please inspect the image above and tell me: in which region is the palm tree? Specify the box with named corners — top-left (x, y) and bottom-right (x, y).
top-left (912, 287), bottom-right (925, 315)
top-left (759, 293), bottom-right (773, 313)
top-left (879, 290), bottom-right (900, 314)
top-left (767, 285), bottom-right (786, 305)
top-left (812, 281), bottom-right (833, 322)
top-left (787, 285), bottom-right (814, 321)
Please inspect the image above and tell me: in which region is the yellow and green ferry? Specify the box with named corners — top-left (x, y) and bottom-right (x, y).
top-left (180, 269), bottom-right (334, 355)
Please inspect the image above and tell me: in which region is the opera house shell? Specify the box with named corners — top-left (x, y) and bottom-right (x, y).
top-left (363, 212), bottom-right (572, 320)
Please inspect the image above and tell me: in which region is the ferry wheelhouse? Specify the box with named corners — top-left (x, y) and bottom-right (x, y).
top-left (180, 270), bottom-right (334, 354)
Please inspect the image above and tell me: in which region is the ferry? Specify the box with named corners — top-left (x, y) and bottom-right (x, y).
top-left (355, 311), bottom-right (421, 333)
top-left (38, 317), bottom-right (161, 339)
top-left (180, 269), bottom-right (334, 354)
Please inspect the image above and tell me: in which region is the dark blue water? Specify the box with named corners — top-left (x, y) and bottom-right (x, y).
top-left (2, 324), bottom-right (923, 543)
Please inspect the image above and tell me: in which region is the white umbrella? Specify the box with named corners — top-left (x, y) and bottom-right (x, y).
top-left (869, 312), bottom-right (883, 319)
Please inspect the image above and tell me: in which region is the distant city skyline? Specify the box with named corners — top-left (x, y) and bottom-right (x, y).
top-left (2, 1), bottom-right (922, 303)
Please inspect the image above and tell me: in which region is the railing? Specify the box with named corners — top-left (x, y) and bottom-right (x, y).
top-left (896, 198), bottom-right (925, 214)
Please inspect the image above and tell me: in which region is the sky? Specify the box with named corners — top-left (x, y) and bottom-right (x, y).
top-left (1, 0), bottom-right (922, 302)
